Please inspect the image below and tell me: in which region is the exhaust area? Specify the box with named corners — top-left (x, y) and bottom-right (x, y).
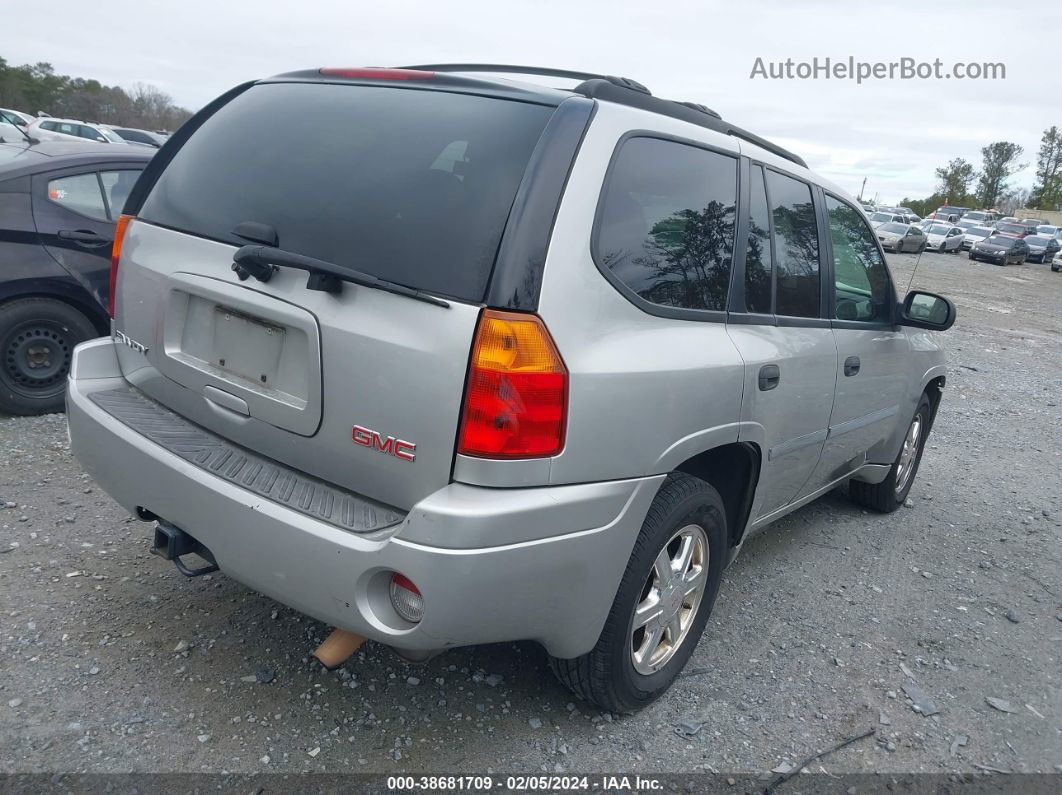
top-left (312, 628), bottom-right (367, 669)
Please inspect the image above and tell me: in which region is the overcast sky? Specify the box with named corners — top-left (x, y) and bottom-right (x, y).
top-left (7, 0), bottom-right (1059, 203)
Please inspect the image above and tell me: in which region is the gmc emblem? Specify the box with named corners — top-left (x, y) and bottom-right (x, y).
top-left (352, 425), bottom-right (416, 462)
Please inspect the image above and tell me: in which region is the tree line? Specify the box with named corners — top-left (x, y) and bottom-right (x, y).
top-left (0, 56), bottom-right (193, 132)
top-left (895, 128), bottom-right (1062, 217)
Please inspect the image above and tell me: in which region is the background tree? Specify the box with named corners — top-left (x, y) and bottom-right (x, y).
top-left (934, 158), bottom-right (975, 204)
top-left (975, 141), bottom-right (1024, 209)
top-left (1028, 126), bottom-right (1062, 210)
top-left (0, 55), bottom-right (192, 131)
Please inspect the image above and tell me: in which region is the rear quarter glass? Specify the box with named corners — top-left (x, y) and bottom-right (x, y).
top-left (137, 83), bottom-right (555, 302)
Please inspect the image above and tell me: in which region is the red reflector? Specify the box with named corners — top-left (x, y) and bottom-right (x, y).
top-left (391, 573), bottom-right (421, 596)
top-left (458, 310), bottom-right (568, 459)
top-left (319, 67), bottom-right (434, 81)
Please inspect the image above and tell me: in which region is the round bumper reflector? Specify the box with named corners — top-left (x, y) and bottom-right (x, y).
top-left (389, 573), bottom-right (423, 623)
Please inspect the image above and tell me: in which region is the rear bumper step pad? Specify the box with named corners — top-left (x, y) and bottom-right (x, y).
top-left (88, 387), bottom-right (405, 534)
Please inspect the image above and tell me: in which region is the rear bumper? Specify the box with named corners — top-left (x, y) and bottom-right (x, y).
top-left (67, 339), bottom-right (661, 658)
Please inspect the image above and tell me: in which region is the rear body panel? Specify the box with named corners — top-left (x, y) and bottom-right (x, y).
top-left (115, 221), bottom-right (478, 510)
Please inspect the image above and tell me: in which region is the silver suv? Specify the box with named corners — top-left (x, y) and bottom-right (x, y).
top-left (66, 66), bottom-right (955, 712)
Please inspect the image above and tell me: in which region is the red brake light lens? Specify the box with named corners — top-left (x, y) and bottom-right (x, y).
top-left (109, 214), bottom-right (134, 319)
top-left (458, 310), bottom-right (567, 459)
top-left (319, 67), bottom-right (434, 81)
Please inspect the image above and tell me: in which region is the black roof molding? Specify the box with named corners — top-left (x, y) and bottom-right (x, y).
top-left (399, 65), bottom-right (805, 169)
top-left (400, 63), bottom-right (651, 94)
top-left (572, 80), bottom-right (806, 168)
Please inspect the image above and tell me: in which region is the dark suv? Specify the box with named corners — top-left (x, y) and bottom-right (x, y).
top-left (0, 141), bottom-right (152, 414)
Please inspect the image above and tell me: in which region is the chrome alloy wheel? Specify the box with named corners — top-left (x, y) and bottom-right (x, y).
top-left (895, 414), bottom-right (922, 495)
top-left (630, 524), bottom-right (709, 676)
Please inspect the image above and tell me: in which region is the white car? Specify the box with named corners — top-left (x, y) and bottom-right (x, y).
top-left (961, 225), bottom-right (995, 250)
top-left (1053, 250), bottom-right (1062, 273)
top-left (961, 210), bottom-right (999, 225)
top-left (923, 223), bottom-right (964, 253)
top-left (869, 211), bottom-right (905, 228)
top-left (0, 107), bottom-right (34, 127)
top-left (1036, 225), bottom-right (1060, 240)
top-left (27, 117), bottom-right (132, 145)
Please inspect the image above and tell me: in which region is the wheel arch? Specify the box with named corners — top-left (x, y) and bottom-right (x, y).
top-left (0, 282), bottom-right (109, 337)
top-left (671, 441), bottom-right (761, 552)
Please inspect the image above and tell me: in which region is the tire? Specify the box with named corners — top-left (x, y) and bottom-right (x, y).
top-left (0, 298), bottom-right (97, 416)
top-left (549, 473), bottom-right (727, 713)
top-left (918, 243), bottom-right (927, 254)
top-left (849, 393), bottom-right (932, 513)
top-left (1052, 264), bottom-right (1060, 272)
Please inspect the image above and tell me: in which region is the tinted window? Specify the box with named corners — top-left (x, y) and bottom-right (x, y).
top-left (139, 83), bottom-right (553, 303)
top-left (596, 137), bottom-right (737, 312)
top-left (100, 169), bottom-right (142, 220)
top-left (48, 173), bottom-right (107, 221)
top-left (766, 170), bottom-right (820, 318)
top-left (744, 165), bottom-right (772, 313)
top-left (115, 129), bottom-right (152, 144)
top-left (825, 196), bottom-right (892, 323)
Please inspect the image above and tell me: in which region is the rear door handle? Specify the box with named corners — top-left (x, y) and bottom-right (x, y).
top-left (57, 229), bottom-right (111, 247)
top-left (844, 356), bottom-right (861, 377)
top-left (758, 364), bottom-right (780, 391)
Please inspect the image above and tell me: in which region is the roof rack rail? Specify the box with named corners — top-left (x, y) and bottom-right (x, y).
top-left (572, 79), bottom-right (807, 168)
top-left (399, 63), bottom-right (806, 169)
top-left (399, 63), bottom-right (651, 94)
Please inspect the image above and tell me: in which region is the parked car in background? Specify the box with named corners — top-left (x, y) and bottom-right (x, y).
top-left (0, 140), bottom-right (152, 414)
top-left (997, 216), bottom-right (1018, 224)
top-left (935, 205), bottom-right (970, 218)
top-left (877, 221), bottom-right (926, 252)
top-left (925, 211), bottom-right (960, 224)
top-left (0, 108), bottom-right (33, 127)
top-left (27, 118), bottom-right (141, 146)
top-left (961, 225), bottom-right (994, 250)
top-left (969, 234), bottom-right (1028, 265)
top-left (104, 125), bottom-right (168, 148)
top-left (1053, 250), bottom-right (1062, 273)
top-left (62, 65), bottom-right (955, 713)
top-left (1023, 235), bottom-right (1061, 263)
top-left (994, 221), bottom-right (1034, 238)
top-left (1035, 225), bottom-right (1059, 239)
top-left (0, 111), bottom-right (31, 144)
top-left (923, 223), bottom-right (964, 253)
top-left (870, 211), bottom-right (904, 227)
top-left (961, 210), bottom-right (998, 225)
top-left (1019, 218), bottom-right (1047, 226)
top-left (901, 213), bottom-right (921, 225)
top-left (860, 203), bottom-right (875, 213)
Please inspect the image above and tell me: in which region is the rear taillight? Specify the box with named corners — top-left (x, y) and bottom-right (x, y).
top-left (319, 67), bottom-right (434, 80)
top-left (457, 309), bottom-right (567, 459)
top-left (109, 214), bottom-right (134, 319)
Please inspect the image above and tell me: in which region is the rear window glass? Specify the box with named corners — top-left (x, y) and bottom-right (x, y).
top-left (138, 83), bottom-right (555, 302)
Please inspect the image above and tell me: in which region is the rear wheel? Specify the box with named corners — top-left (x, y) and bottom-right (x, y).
top-left (849, 393), bottom-right (931, 513)
top-left (0, 298), bottom-right (97, 415)
top-left (549, 473), bottom-right (726, 713)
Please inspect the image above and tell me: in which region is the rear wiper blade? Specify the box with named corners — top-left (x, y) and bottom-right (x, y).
top-left (232, 245), bottom-right (449, 308)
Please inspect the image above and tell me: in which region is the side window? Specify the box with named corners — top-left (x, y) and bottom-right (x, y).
top-left (78, 125), bottom-right (104, 141)
top-left (744, 165), bottom-right (772, 313)
top-left (40, 121), bottom-right (56, 132)
top-left (99, 169), bottom-right (143, 220)
top-left (47, 173), bottom-right (108, 222)
top-left (825, 195), bottom-right (892, 323)
top-left (766, 170), bottom-right (820, 318)
top-left (595, 137), bottom-right (737, 313)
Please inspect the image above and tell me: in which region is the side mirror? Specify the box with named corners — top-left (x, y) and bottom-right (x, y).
top-left (898, 290), bottom-right (955, 331)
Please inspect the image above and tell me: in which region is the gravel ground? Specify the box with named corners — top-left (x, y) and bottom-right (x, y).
top-left (1, 249), bottom-right (1060, 777)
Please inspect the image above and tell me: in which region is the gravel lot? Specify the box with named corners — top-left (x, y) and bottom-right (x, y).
top-left (1, 249), bottom-right (1060, 778)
